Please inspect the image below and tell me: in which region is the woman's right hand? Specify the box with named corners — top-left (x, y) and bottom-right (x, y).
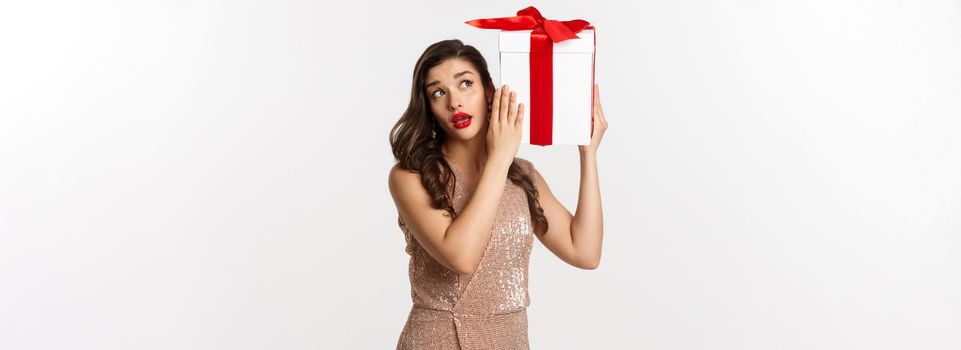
top-left (486, 84), bottom-right (525, 168)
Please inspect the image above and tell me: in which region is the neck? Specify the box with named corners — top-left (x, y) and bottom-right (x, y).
top-left (441, 134), bottom-right (488, 174)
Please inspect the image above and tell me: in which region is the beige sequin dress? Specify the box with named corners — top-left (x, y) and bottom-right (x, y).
top-left (396, 157), bottom-right (537, 350)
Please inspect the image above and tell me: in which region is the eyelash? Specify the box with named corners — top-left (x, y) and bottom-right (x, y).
top-left (431, 80), bottom-right (473, 99)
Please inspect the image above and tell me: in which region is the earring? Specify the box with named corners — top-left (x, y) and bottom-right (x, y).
top-left (431, 125), bottom-right (436, 139)
top-left (487, 102), bottom-right (492, 111)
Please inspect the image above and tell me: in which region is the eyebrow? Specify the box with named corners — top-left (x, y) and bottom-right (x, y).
top-left (425, 71), bottom-right (474, 88)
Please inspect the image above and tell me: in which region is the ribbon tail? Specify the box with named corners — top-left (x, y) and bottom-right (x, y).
top-left (561, 19), bottom-right (591, 33)
top-left (465, 16), bottom-right (538, 30)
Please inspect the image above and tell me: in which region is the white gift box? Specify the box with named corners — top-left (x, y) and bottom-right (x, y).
top-left (498, 28), bottom-right (596, 146)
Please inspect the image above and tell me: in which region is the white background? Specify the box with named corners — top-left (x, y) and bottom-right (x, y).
top-left (2, 1), bottom-right (960, 349)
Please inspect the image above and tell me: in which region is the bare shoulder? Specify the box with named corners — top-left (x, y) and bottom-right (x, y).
top-left (389, 163), bottom-right (416, 180)
top-left (388, 163), bottom-right (421, 197)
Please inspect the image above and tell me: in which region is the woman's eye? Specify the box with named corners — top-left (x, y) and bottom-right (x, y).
top-left (429, 81), bottom-right (470, 100)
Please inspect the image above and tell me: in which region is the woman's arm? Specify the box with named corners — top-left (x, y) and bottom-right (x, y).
top-left (389, 161), bottom-right (510, 275)
top-left (532, 84), bottom-right (608, 269)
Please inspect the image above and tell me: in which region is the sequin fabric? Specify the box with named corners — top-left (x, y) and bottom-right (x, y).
top-left (396, 157), bottom-right (537, 350)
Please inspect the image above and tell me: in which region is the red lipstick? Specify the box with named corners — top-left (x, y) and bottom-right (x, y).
top-left (452, 112), bottom-right (472, 129)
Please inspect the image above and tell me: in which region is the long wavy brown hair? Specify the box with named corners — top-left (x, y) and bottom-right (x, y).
top-left (389, 39), bottom-right (548, 236)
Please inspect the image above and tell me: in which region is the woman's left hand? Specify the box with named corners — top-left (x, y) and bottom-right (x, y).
top-left (579, 84), bottom-right (608, 155)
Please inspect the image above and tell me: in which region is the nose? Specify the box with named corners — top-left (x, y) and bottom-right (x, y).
top-left (447, 90), bottom-right (464, 111)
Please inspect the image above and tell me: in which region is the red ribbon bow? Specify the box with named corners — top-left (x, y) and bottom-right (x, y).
top-left (465, 6), bottom-right (591, 45)
top-left (466, 6), bottom-right (593, 146)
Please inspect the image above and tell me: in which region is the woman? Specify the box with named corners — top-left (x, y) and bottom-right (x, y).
top-left (388, 39), bottom-right (608, 349)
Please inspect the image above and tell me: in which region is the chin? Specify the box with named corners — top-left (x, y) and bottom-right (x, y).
top-left (447, 130), bottom-right (479, 141)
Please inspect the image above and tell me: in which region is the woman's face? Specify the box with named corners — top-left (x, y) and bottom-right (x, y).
top-left (424, 58), bottom-right (490, 142)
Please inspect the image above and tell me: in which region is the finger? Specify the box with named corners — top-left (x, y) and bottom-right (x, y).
top-left (593, 85), bottom-right (606, 124)
top-left (594, 100), bottom-right (604, 125)
top-left (507, 91), bottom-right (517, 125)
top-left (593, 86), bottom-right (600, 113)
top-left (499, 84), bottom-right (511, 126)
top-left (594, 84), bottom-right (601, 104)
top-left (515, 102), bottom-right (525, 130)
top-left (491, 86), bottom-right (502, 125)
